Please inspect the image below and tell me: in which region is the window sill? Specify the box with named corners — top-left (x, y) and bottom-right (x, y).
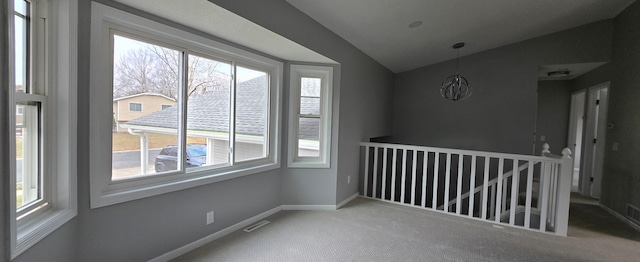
top-left (13, 208), bottom-right (77, 259)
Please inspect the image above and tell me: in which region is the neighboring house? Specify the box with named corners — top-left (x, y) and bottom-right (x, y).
top-left (120, 76), bottom-right (319, 166)
top-left (112, 93), bottom-right (176, 132)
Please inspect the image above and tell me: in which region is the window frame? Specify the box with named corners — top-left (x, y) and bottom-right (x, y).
top-left (89, 2), bottom-right (282, 208)
top-left (288, 64), bottom-right (333, 168)
top-left (7, 0), bottom-right (78, 259)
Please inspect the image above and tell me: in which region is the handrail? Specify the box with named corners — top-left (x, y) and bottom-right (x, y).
top-left (360, 142), bottom-right (561, 163)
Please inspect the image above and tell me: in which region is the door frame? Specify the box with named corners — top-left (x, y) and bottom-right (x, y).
top-left (567, 90), bottom-right (586, 192)
top-left (580, 82), bottom-right (609, 198)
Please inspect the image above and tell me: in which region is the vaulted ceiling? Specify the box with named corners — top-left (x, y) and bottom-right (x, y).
top-left (285, 0), bottom-right (635, 73)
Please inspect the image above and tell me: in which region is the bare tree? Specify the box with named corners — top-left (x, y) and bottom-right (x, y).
top-left (113, 43), bottom-right (231, 99)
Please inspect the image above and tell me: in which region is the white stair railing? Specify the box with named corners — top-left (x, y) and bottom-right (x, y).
top-left (360, 142), bottom-right (573, 236)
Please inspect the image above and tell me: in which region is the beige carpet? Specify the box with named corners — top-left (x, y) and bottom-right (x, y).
top-left (172, 196), bottom-right (640, 262)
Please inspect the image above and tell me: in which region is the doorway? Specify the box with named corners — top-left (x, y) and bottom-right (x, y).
top-left (574, 83), bottom-right (609, 199)
top-left (568, 91), bottom-right (585, 192)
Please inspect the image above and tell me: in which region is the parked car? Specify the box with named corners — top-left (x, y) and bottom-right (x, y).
top-left (154, 144), bottom-right (207, 172)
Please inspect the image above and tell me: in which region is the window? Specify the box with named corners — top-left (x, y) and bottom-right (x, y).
top-left (288, 65), bottom-right (333, 168)
top-left (129, 102), bottom-right (142, 112)
top-left (8, 0), bottom-right (77, 258)
top-left (90, 3), bottom-right (282, 208)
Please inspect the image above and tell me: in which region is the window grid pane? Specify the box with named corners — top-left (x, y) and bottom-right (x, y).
top-left (16, 103), bottom-right (42, 210)
top-left (14, 0), bottom-right (30, 93)
top-left (186, 53), bottom-right (232, 168)
top-left (112, 34), bottom-right (181, 180)
top-left (235, 66), bottom-right (269, 162)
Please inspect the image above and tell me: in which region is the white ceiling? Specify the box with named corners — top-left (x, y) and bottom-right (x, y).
top-left (114, 0), bottom-right (335, 64)
top-left (286, 0), bottom-right (634, 73)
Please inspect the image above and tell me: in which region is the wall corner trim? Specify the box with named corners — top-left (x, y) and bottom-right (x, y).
top-left (599, 203), bottom-right (640, 233)
top-left (149, 206), bottom-right (283, 262)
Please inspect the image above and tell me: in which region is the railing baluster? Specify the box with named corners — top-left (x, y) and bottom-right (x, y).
top-left (549, 163), bottom-right (558, 229)
top-left (539, 161), bottom-right (551, 232)
top-left (373, 147), bottom-right (380, 199)
top-left (381, 148), bottom-right (388, 200)
top-left (469, 155), bottom-right (477, 217)
top-left (456, 154), bottom-right (464, 215)
top-left (421, 151), bottom-right (428, 208)
top-left (524, 161), bottom-right (534, 229)
top-left (509, 158), bottom-right (519, 225)
top-left (411, 150), bottom-right (418, 205)
top-left (490, 184), bottom-right (496, 219)
top-left (432, 152), bottom-right (440, 209)
top-left (495, 158), bottom-right (504, 222)
top-left (482, 157), bottom-right (490, 219)
top-left (363, 146), bottom-right (370, 197)
top-left (401, 149), bottom-right (408, 203)
top-left (444, 153), bottom-right (452, 212)
top-left (391, 149), bottom-right (398, 202)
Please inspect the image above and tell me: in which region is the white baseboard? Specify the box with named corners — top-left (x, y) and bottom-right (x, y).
top-left (149, 206), bottom-right (282, 262)
top-left (282, 205), bottom-right (336, 211)
top-left (599, 203), bottom-right (640, 233)
top-left (337, 192), bottom-right (360, 209)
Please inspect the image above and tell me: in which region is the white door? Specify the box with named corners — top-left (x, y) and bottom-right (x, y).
top-left (567, 91), bottom-right (585, 192)
top-left (581, 83), bottom-right (609, 199)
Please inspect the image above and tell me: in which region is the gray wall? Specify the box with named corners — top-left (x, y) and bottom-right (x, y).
top-left (209, 0), bottom-right (395, 206)
top-left (12, 0), bottom-right (393, 260)
top-left (535, 81), bottom-right (572, 153)
top-left (392, 20), bottom-right (613, 155)
top-left (600, 0), bottom-right (640, 217)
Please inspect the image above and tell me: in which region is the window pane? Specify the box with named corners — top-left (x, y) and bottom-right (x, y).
top-left (186, 54), bottom-right (232, 168)
top-left (112, 35), bottom-right (180, 180)
top-left (235, 66), bottom-right (269, 162)
top-left (301, 77), bottom-right (320, 97)
top-left (16, 103), bottom-right (41, 209)
top-left (298, 117), bottom-right (320, 157)
top-left (14, 0), bottom-right (28, 16)
top-left (14, 3), bottom-right (28, 92)
top-left (300, 97), bottom-right (320, 115)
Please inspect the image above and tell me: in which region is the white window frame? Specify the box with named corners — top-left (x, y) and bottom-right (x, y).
top-left (128, 102), bottom-right (142, 112)
top-left (89, 3), bottom-right (282, 208)
top-left (288, 65), bottom-right (333, 168)
top-left (8, 0), bottom-right (78, 259)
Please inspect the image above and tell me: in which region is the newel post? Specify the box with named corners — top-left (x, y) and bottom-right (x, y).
top-left (555, 148), bottom-right (573, 236)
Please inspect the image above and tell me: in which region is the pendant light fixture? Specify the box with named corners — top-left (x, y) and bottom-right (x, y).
top-left (441, 42), bottom-right (472, 101)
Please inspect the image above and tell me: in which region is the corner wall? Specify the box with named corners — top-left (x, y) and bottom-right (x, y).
top-left (209, 0), bottom-right (395, 206)
top-left (601, 0), bottom-right (640, 217)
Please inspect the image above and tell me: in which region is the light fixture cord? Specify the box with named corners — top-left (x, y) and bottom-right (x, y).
top-left (455, 48), bottom-right (460, 74)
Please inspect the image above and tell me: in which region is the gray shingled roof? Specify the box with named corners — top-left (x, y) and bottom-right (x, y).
top-left (124, 76), bottom-right (320, 139)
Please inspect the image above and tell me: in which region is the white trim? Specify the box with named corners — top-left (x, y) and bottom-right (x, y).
top-left (9, 0), bottom-right (78, 258)
top-left (90, 2), bottom-right (282, 208)
top-left (336, 192), bottom-right (359, 209)
top-left (288, 64), bottom-right (333, 168)
top-left (599, 204), bottom-right (640, 233)
top-left (149, 206), bottom-right (282, 262)
top-left (282, 205), bottom-right (337, 211)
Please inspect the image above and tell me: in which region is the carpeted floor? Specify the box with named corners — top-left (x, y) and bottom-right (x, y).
top-left (172, 195), bottom-right (640, 262)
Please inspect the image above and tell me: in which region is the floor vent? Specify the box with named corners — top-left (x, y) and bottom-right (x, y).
top-left (627, 204), bottom-right (640, 225)
top-left (244, 220), bottom-right (270, 232)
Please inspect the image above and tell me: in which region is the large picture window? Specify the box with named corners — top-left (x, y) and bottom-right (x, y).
top-left (91, 3), bottom-right (282, 207)
top-left (288, 65), bottom-right (333, 168)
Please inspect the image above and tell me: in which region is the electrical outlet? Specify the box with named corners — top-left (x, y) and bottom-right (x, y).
top-left (540, 135), bottom-right (546, 142)
top-left (612, 142), bottom-right (619, 151)
top-left (206, 211), bottom-right (214, 225)
top-left (347, 175), bottom-right (351, 184)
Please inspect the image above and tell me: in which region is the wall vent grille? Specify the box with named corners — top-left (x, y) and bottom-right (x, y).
top-left (243, 220), bottom-right (270, 232)
top-left (627, 204), bottom-right (640, 225)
